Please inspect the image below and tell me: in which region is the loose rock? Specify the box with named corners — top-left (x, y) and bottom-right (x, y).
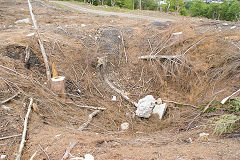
top-left (136, 95), bottom-right (156, 118)
top-left (152, 103), bottom-right (167, 119)
top-left (121, 122), bottom-right (129, 130)
top-left (15, 18), bottom-right (30, 24)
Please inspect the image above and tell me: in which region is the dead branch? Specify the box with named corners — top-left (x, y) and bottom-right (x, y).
top-left (27, 0), bottom-right (51, 81)
top-left (221, 88), bottom-right (240, 104)
top-left (120, 31), bottom-right (127, 63)
top-left (61, 141), bottom-right (79, 160)
top-left (104, 76), bottom-right (138, 107)
top-left (16, 97), bottom-right (33, 160)
top-left (38, 144), bottom-right (50, 160)
top-left (1, 91), bottom-right (21, 105)
top-left (138, 55), bottom-right (181, 60)
top-left (163, 99), bottom-right (198, 109)
top-left (78, 110), bottom-right (100, 131)
top-left (66, 102), bottom-right (106, 110)
top-left (0, 134), bottom-right (22, 140)
top-left (29, 151), bottom-right (37, 160)
top-left (186, 96), bottom-right (216, 131)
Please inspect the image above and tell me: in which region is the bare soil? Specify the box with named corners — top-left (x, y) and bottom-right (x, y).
top-left (0, 0), bottom-right (240, 160)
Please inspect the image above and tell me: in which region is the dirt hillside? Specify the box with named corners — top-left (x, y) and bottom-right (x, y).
top-left (0, 0), bottom-right (240, 159)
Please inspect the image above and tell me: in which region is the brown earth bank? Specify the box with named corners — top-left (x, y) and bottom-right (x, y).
top-left (0, 0), bottom-right (240, 159)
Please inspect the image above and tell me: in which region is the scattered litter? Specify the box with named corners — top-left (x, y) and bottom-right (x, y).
top-left (136, 95), bottom-right (156, 118)
top-left (0, 155), bottom-right (6, 159)
top-left (84, 154), bottom-right (94, 160)
top-left (112, 95), bottom-right (117, 101)
top-left (81, 24), bottom-right (86, 27)
top-left (231, 26), bottom-right (236, 29)
top-left (121, 122), bottom-right (129, 130)
top-left (15, 18), bottom-right (30, 24)
top-left (222, 23), bottom-right (228, 26)
top-left (1, 105), bottom-right (12, 111)
top-left (172, 32), bottom-right (182, 36)
top-left (26, 33), bottom-right (35, 37)
top-left (55, 134), bottom-right (61, 137)
top-left (152, 103), bottom-right (167, 119)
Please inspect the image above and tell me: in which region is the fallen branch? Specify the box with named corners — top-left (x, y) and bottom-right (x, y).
top-left (104, 77), bottom-right (137, 107)
top-left (27, 0), bottom-right (51, 81)
top-left (16, 97), bottom-right (33, 160)
top-left (78, 110), bottom-right (100, 131)
top-left (221, 88), bottom-right (240, 104)
top-left (66, 102), bottom-right (106, 110)
top-left (138, 55), bottom-right (181, 60)
top-left (29, 151), bottom-right (37, 160)
top-left (120, 31), bottom-right (127, 63)
top-left (0, 134), bottom-right (22, 141)
top-left (186, 96), bottom-right (216, 131)
top-left (163, 99), bottom-right (198, 109)
top-left (61, 141), bottom-right (78, 160)
top-left (1, 91), bottom-right (21, 105)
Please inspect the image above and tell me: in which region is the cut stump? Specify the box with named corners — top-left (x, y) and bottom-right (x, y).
top-left (50, 76), bottom-right (66, 98)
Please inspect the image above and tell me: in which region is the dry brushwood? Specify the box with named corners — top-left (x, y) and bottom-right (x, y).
top-left (78, 110), bottom-right (100, 131)
top-left (61, 141), bottom-right (79, 160)
top-left (138, 55), bottom-right (181, 60)
top-left (16, 97), bottom-right (33, 160)
top-left (27, 0), bottom-right (51, 81)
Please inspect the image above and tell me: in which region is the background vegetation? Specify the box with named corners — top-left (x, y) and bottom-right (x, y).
top-left (62, 0), bottom-right (240, 21)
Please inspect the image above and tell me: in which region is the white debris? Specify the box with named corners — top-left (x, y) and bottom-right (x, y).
top-left (172, 32), bottom-right (182, 36)
top-left (112, 95), bottom-right (117, 101)
top-left (152, 103), bottom-right (167, 119)
top-left (199, 132), bottom-right (209, 138)
top-left (26, 33), bottom-right (35, 37)
top-left (231, 26), bottom-right (236, 29)
top-left (84, 154), bottom-right (94, 160)
top-left (136, 95), bottom-right (156, 118)
top-left (1, 105), bottom-right (12, 111)
top-left (121, 122), bottom-right (129, 130)
top-left (70, 157), bottom-right (84, 160)
top-left (222, 23), bottom-right (228, 26)
top-left (0, 155), bottom-right (6, 159)
top-left (81, 24), bottom-right (86, 27)
top-left (15, 18), bottom-right (30, 24)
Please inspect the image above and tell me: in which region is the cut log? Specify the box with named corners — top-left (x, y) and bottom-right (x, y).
top-left (50, 76), bottom-right (66, 98)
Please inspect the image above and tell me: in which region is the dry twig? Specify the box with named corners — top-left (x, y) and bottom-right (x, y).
top-left (29, 151), bottom-right (37, 160)
top-left (78, 110), bottom-right (100, 131)
top-left (1, 91), bottom-right (21, 105)
top-left (38, 144), bottom-right (50, 160)
top-left (16, 97), bottom-right (33, 160)
top-left (61, 141), bottom-right (79, 160)
top-left (0, 134), bottom-right (22, 141)
top-left (221, 88), bottom-right (240, 104)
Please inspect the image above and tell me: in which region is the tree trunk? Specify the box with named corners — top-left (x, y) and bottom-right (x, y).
top-left (139, 0), bottom-right (142, 10)
top-left (132, 0), bottom-right (134, 10)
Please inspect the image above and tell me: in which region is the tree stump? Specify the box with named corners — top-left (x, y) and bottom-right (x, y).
top-left (50, 76), bottom-right (66, 98)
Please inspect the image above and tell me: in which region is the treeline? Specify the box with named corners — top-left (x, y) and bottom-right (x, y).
top-left (63, 0), bottom-right (240, 21)
top-left (165, 0), bottom-right (240, 21)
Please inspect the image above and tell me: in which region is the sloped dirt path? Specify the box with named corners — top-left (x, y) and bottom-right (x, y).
top-left (51, 1), bottom-right (175, 22)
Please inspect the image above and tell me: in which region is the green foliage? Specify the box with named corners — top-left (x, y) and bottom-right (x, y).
top-left (210, 114), bottom-right (240, 135)
top-left (189, 0), bottom-right (240, 21)
top-left (226, 98), bottom-right (240, 114)
top-left (166, 0), bottom-right (186, 14)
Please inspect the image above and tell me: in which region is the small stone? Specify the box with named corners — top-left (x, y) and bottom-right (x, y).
top-left (199, 133), bottom-right (209, 139)
top-left (84, 154), bottom-right (94, 160)
top-left (1, 105), bottom-right (11, 111)
top-left (222, 23), bottom-right (228, 26)
top-left (231, 26), bottom-right (236, 29)
top-left (121, 122), bottom-right (129, 130)
top-left (152, 103), bottom-right (167, 119)
top-left (156, 98), bottom-right (162, 104)
top-left (81, 24), bottom-right (86, 27)
top-left (26, 33), bottom-right (35, 37)
top-left (112, 95), bottom-right (117, 101)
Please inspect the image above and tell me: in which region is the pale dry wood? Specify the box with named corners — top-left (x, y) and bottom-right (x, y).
top-left (138, 55), bottom-right (181, 60)
top-left (221, 88), bottom-right (240, 104)
top-left (78, 110), bottom-right (100, 131)
top-left (1, 91), bottom-right (21, 104)
top-left (66, 102), bottom-right (106, 110)
top-left (29, 151), bottom-right (37, 160)
top-left (16, 97), bottom-right (33, 160)
top-left (105, 77), bottom-right (138, 107)
top-left (163, 99), bottom-right (198, 109)
top-left (0, 134), bottom-right (22, 140)
top-left (61, 141), bottom-right (79, 160)
top-left (27, 0), bottom-right (51, 81)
